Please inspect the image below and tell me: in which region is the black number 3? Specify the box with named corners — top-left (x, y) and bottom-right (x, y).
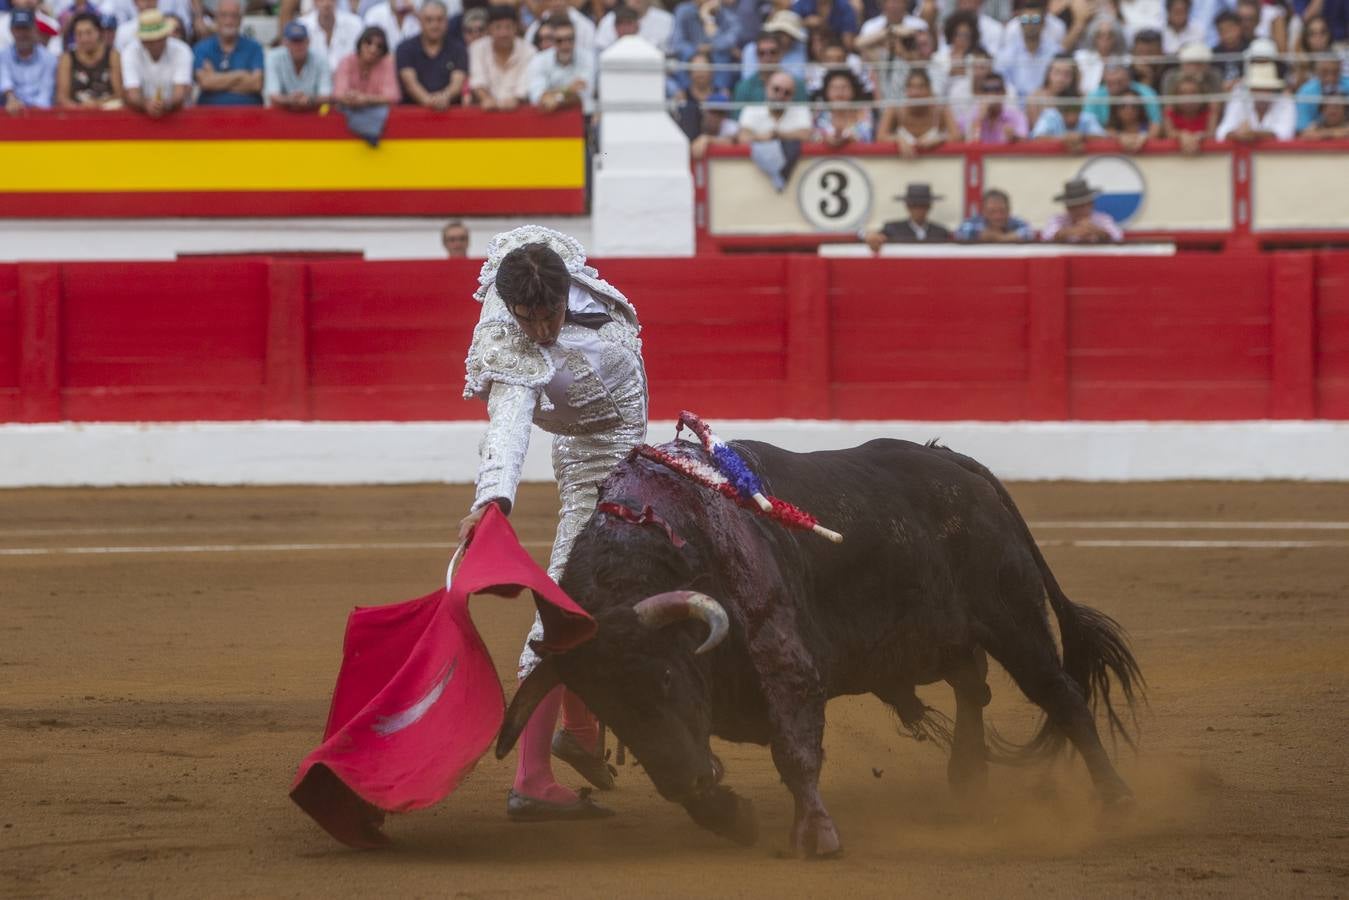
top-left (818, 170), bottom-right (850, 219)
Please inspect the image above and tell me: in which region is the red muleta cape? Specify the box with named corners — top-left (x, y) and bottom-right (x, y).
top-left (290, 505), bottom-right (594, 848)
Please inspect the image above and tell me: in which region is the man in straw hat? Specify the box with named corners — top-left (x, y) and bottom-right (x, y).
top-left (458, 226), bottom-right (647, 822)
top-left (120, 8), bottom-right (192, 117)
top-left (1216, 60), bottom-right (1295, 141)
top-left (1040, 178), bottom-right (1123, 243)
top-left (863, 182), bottom-right (952, 250)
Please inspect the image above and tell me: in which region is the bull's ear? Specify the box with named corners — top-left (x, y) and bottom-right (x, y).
top-left (495, 657), bottom-right (562, 760)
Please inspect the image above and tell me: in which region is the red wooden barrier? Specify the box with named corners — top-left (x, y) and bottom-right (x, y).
top-left (3, 252), bottom-right (1347, 423)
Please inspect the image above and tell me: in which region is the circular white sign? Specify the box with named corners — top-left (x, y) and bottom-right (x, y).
top-left (796, 158), bottom-right (873, 233)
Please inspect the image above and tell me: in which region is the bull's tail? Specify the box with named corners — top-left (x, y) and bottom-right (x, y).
top-left (929, 444), bottom-right (1146, 763)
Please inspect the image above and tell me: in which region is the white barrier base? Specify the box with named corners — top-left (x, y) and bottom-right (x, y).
top-left (1, 420), bottom-right (1347, 487)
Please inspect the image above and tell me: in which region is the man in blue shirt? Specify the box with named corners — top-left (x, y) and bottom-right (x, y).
top-left (0, 9), bottom-right (56, 111)
top-left (1031, 88), bottom-right (1107, 150)
top-left (955, 189), bottom-right (1036, 243)
top-left (1295, 56), bottom-right (1349, 133)
top-left (193, 0), bottom-right (264, 105)
top-left (670, 0), bottom-right (743, 91)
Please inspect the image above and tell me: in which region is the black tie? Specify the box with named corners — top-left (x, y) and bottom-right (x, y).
top-left (565, 310), bottom-right (613, 330)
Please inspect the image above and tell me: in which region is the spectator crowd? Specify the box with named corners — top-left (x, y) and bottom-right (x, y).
top-left (0, 0), bottom-right (1343, 134)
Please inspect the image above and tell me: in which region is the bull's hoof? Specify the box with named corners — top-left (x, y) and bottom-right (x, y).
top-left (791, 814), bottom-right (842, 859)
top-left (1098, 783), bottom-right (1137, 826)
top-left (684, 786), bottom-right (758, 846)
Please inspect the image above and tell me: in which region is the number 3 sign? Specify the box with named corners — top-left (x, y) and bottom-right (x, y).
top-left (796, 158), bottom-right (873, 232)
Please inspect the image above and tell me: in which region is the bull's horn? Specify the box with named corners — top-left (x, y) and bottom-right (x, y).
top-left (633, 591), bottom-right (730, 655)
top-left (495, 657), bottom-right (561, 760)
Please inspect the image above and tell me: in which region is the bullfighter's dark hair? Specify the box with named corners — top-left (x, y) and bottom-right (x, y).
top-left (495, 243), bottom-right (570, 312)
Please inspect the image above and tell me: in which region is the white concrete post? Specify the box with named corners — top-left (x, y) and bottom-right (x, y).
top-left (591, 37), bottom-right (695, 257)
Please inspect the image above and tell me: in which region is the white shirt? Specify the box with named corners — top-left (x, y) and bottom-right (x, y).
top-left (300, 8), bottom-right (364, 67)
top-left (362, 1), bottom-right (421, 52)
top-left (114, 18), bottom-right (141, 53)
top-left (738, 103), bottom-right (813, 137)
top-left (859, 12), bottom-right (927, 40)
top-left (594, 5), bottom-right (672, 53)
top-left (998, 13), bottom-right (1065, 52)
top-left (524, 7), bottom-right (596, 59)
top-left (525, 46), bottom-right (595, 114)
top-left (1162, 22), bottom-right (1205, 53)
top-left (121, 36), bottom-right (193, 100)
top-left (1117, 0), bottom-right (1164, 39)
top-left (1215, 93), bottom-right (1296, 141)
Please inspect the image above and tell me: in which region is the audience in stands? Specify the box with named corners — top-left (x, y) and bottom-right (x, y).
top-left (733, 30), bottom-right (802, 109)
top-left (1303, 92), bottom-right (1349, 138)
top-left (595, 0), bottom-right (671, 52)
top-left (877, 67), bottom-right (955, 152)
top-left (525, 0), bottom-right (596, 58)
top-left (1085, 62), bottom-right (1161, 134)
top-left (1024, 51), bottom-right (1077, 127)
top-left (1290, 15), bottom-right (1332, 88)
top-left (864, 182), bottom-right (952, 250)
top-left (1041, 177), bottom-right (1122, 243)
top-left (737, 68), bottom-right (812, 139)
top-left (1128, 28), bottom-right (1164, 91)
top-left (1215, 59), bottom-right (1295, 139)
top-left (469, 3), bottom-right (532, 109)
top-left (996, 0), bottom-right (1059, 98)
top-left (121, 9), bottom-right (192, 116)
top-left (2, 8), bottom-right (57, 109)
top-left (56, 10), bottom-right (120, 105)
top-left (958, 71), bottom-right (1027, 141)
top-left (265, 20), bottom-right (331, 108)
top-left (670, 0), bottom-right (743, 92)
top-left (1212, 11), bottom-right (1248, 87)
top-left (459, 7), bottom-right (487, 46)
top-left (955, 187), bottom-right (1035, 242)
top-left (1161, 0), bottom-right (1203, 52)
top-left (812, 65), bottom-right (871, 143)
top-left (526, 13), bottom-right (593, 112)
top-left (442, 219), bottom-right (469, 256)
top-left (333, 23), bottom-right (399, 105)
top-left (1105, 85), bottom-right (1151, 148)
top-left (1074, 15), bottom-right (1125, 93)
top-left (794, 0), bottom-right (859, 49)
top-left (301, 0), bottom-right (364, 68)
top-left (1294, 54), bottom-right (1349, 131)
top-left (1029, 86), bottom-right (1106, 147)
top-left (1162, 71), bottom-right (1216, 149)
top-left (397, 0), bottom-right (466, 107)
top-left (363, 0), bottom-right (419, 54)
top-left (742, 10), bottom-right (807, 82)
top-left (193, 0), bottom-right (263, 105)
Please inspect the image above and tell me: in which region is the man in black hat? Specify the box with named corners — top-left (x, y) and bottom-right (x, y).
top-left (863, 182), bottom-right (952, 250)
top-left (1040, 178), bottom-right (1122, 243)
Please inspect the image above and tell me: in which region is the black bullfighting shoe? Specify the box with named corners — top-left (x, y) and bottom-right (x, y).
top-left (551, 729), bottom-right (617, 791)
top-left (506, 788), bottom-right (615, 822)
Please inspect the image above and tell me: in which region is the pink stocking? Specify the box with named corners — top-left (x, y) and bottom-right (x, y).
top-left (512, 685), bottom-right (577, 805)
top-left (561, 689), bottom-right (600, 755)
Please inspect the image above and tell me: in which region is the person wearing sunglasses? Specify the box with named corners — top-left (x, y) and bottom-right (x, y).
top-left (459, 226), bottom-right (648, 823)
top-left (525, 15), bottom-right (593, 112)
top-left (333, 24), bottom-right (400, 105)
top-left (993, 0), bottom-right (1061, 98)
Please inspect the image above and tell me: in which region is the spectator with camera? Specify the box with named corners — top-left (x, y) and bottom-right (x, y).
top-left (121, 9), bottom-right (191, 117)
top-left (397, 0), bottom-right (467, 107)
top-left (57, 10), bottom-right (122, 107)
top-left (1, 8), bottom-right (57, 111)
top-left (193, 0), bottom-right (263, 106)
top-left (469, 4), bottom-right (532, 109)
top-left (265, 21), bottom-right (332, 109)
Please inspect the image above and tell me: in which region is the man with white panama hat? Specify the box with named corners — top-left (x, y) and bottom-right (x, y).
top-left (121, 8), bottom-right (192, 116)
top-left (1215, 60), bottom-right (1295, 141)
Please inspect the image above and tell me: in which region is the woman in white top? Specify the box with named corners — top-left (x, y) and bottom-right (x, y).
top-left (1075, 15), bottom-right (1125, 94)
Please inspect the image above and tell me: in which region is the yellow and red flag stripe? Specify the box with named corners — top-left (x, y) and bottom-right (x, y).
top-left (0, 107), bottom-right (586, 217)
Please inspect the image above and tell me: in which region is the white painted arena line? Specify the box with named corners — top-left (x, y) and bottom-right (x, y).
top-left (2, 538), bottom-right (1347, 556)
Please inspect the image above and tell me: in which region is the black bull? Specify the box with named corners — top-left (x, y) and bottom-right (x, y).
top-left (498, 438), bottom-right (1143, 857)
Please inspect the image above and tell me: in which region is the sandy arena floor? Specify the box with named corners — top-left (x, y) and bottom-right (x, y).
top-left (2, 481), bottom-right (1348, 898)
